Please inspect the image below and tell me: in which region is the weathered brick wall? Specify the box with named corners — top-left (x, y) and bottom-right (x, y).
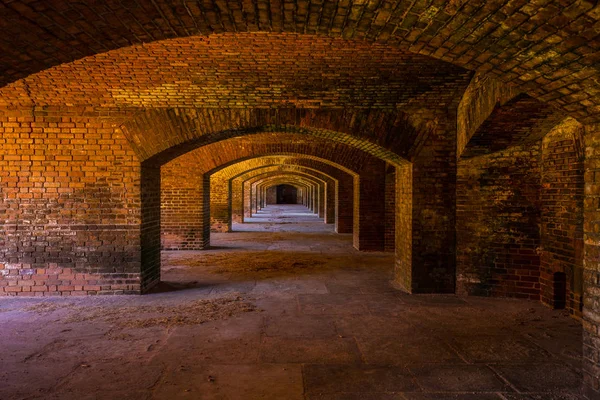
top-left (0, 113), bottom-right (142, 296)
top-left (540, 119), bottom-right (585, 318)
top-left (384, 168), bottom-right (396, 253)
top-left (209, 175), bottom-right (231, 233)
top-left (583, 123), bottom-right (600, 399)
top-left (353, 158), bottom-right (386, 251)
top-left (161, 159), bottom-right (210, 250)
top-left (407, 114), bottom-right (457, 293)
top-left (457, 144), bottom-right (541, 300)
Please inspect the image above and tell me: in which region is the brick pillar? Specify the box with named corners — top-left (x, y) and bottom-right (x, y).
top-left (318, 183), bottom-right (325, 218)
top-left (394, 116), bottom-right (456, 293)
top-left (336, 175), bottom-right (354, 233)
top-left (384, 169), bottom-right (396, 252)
top-left (141, 164), bottom-right (161, 291)
top-left (209, 175), bottom-right (231, 233)
top-left (325, 181), bottom-right (336, 224)
top-left (583, 124), bottom-right (600, 399)
top-left (243, 180), bottom-right (252, 219)
top-left (353, 158), bottom-right (386, 251)
top-left (161, 163), bottom-right (210, 250)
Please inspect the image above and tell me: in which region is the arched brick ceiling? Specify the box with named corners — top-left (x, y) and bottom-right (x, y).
top-left (125, 108), bottom-right (422, 165)
top-left (163, 132), bottom-right (380, 174)
top-left (1, 2), bottom-right (599, 122)
top-left (0, 33), bottom-right (470, 110)
top-left (461, 94), bottom-right (567, 158)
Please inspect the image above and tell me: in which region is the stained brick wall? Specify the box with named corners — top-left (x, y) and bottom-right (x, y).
top-left (353, 158), bottom-right (386, 251)
top-left (0, 114), bottom-right (142, 296)
top-left (457, 144), bottom-right (542, 300)
top-left (583, 123), bottom-right (600, 399)
top-left (539, 120), bottom-right (585, 317)
top-left (161, 159), bottom-right (210, 250)
top-left (394, 164), bottom-right (413, 291)
top-left (407, 114), bottom-right (457, 293)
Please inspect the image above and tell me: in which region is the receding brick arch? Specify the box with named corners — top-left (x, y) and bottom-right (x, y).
top-left (246, 167), bottom-right (333, 221)
top-left (246, 171), bottom-right (325, 218)
top-left (158, 134), bottom-right (389, 253)
top-left (253, 175), bottom-right (321, 213)
top-left (122, 108), bottom-right (420, 167)
top-left (211, 162), bottom-right (338, 232)
top-left (3, 6), bottom-right (600, 396)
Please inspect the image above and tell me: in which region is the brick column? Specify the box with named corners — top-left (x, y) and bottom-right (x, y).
top-left (325, 181), bottom-right (336, 224)
top-left (583, 124), bottom-right (600, 399)
top-left (209, 174), bottom-right (231, 233)
top-left (336, 174), bottom-right (354, 234)
top-left (161, 163), bottom-right (210, 250)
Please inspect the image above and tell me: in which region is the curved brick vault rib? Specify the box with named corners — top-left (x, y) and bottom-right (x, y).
top-left (162, 133), bottom-right (385, 176)
top-left (121, 108), bottom-right (427, 166)
top-left (461, 93), bottom-right (567, 158)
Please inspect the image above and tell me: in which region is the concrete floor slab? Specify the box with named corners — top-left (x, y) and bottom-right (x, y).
top-left (0, 207), bottom-right (586, 399)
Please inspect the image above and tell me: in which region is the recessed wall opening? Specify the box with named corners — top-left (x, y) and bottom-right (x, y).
top-left (1, 9), bottom-right (595, 397)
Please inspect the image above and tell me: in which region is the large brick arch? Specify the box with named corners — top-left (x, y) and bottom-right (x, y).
top-left (158, 136), bottom-right (382, 253)
top-left (122, 108), bottom-right (419, 166)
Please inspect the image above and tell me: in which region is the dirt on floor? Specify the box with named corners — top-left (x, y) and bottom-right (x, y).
top-left (24, 294), bottom-right (258, 329)
top-left (175, 251), bottom-right (336, 277)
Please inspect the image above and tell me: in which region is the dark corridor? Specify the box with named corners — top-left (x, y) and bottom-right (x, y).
top-left (277, 184), bottom-right (298, 204)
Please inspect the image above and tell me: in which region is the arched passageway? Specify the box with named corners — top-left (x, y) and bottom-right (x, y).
top-left (0, 5), bottom-right (598, 397)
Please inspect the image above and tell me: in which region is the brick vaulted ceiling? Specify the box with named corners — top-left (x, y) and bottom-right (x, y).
top-left (0, 1), bottom-right (600, 123)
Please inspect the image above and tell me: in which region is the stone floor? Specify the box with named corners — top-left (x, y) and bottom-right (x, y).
top-left (0, 205), bottom-right (584, 399)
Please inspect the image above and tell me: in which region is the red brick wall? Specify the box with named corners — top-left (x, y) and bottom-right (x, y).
top-left (353, 158), bottom-right (386, 251)
top-left (583, 123), bottom-right (600, 399)
top-left (457, 144), bottom-right (541, 300)
top-left (540, 119), bottom-right (585, 318)
top-left (161, 160), bottom-right (210, 250)
top-left (0, 114), bottom-right (142, 296)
